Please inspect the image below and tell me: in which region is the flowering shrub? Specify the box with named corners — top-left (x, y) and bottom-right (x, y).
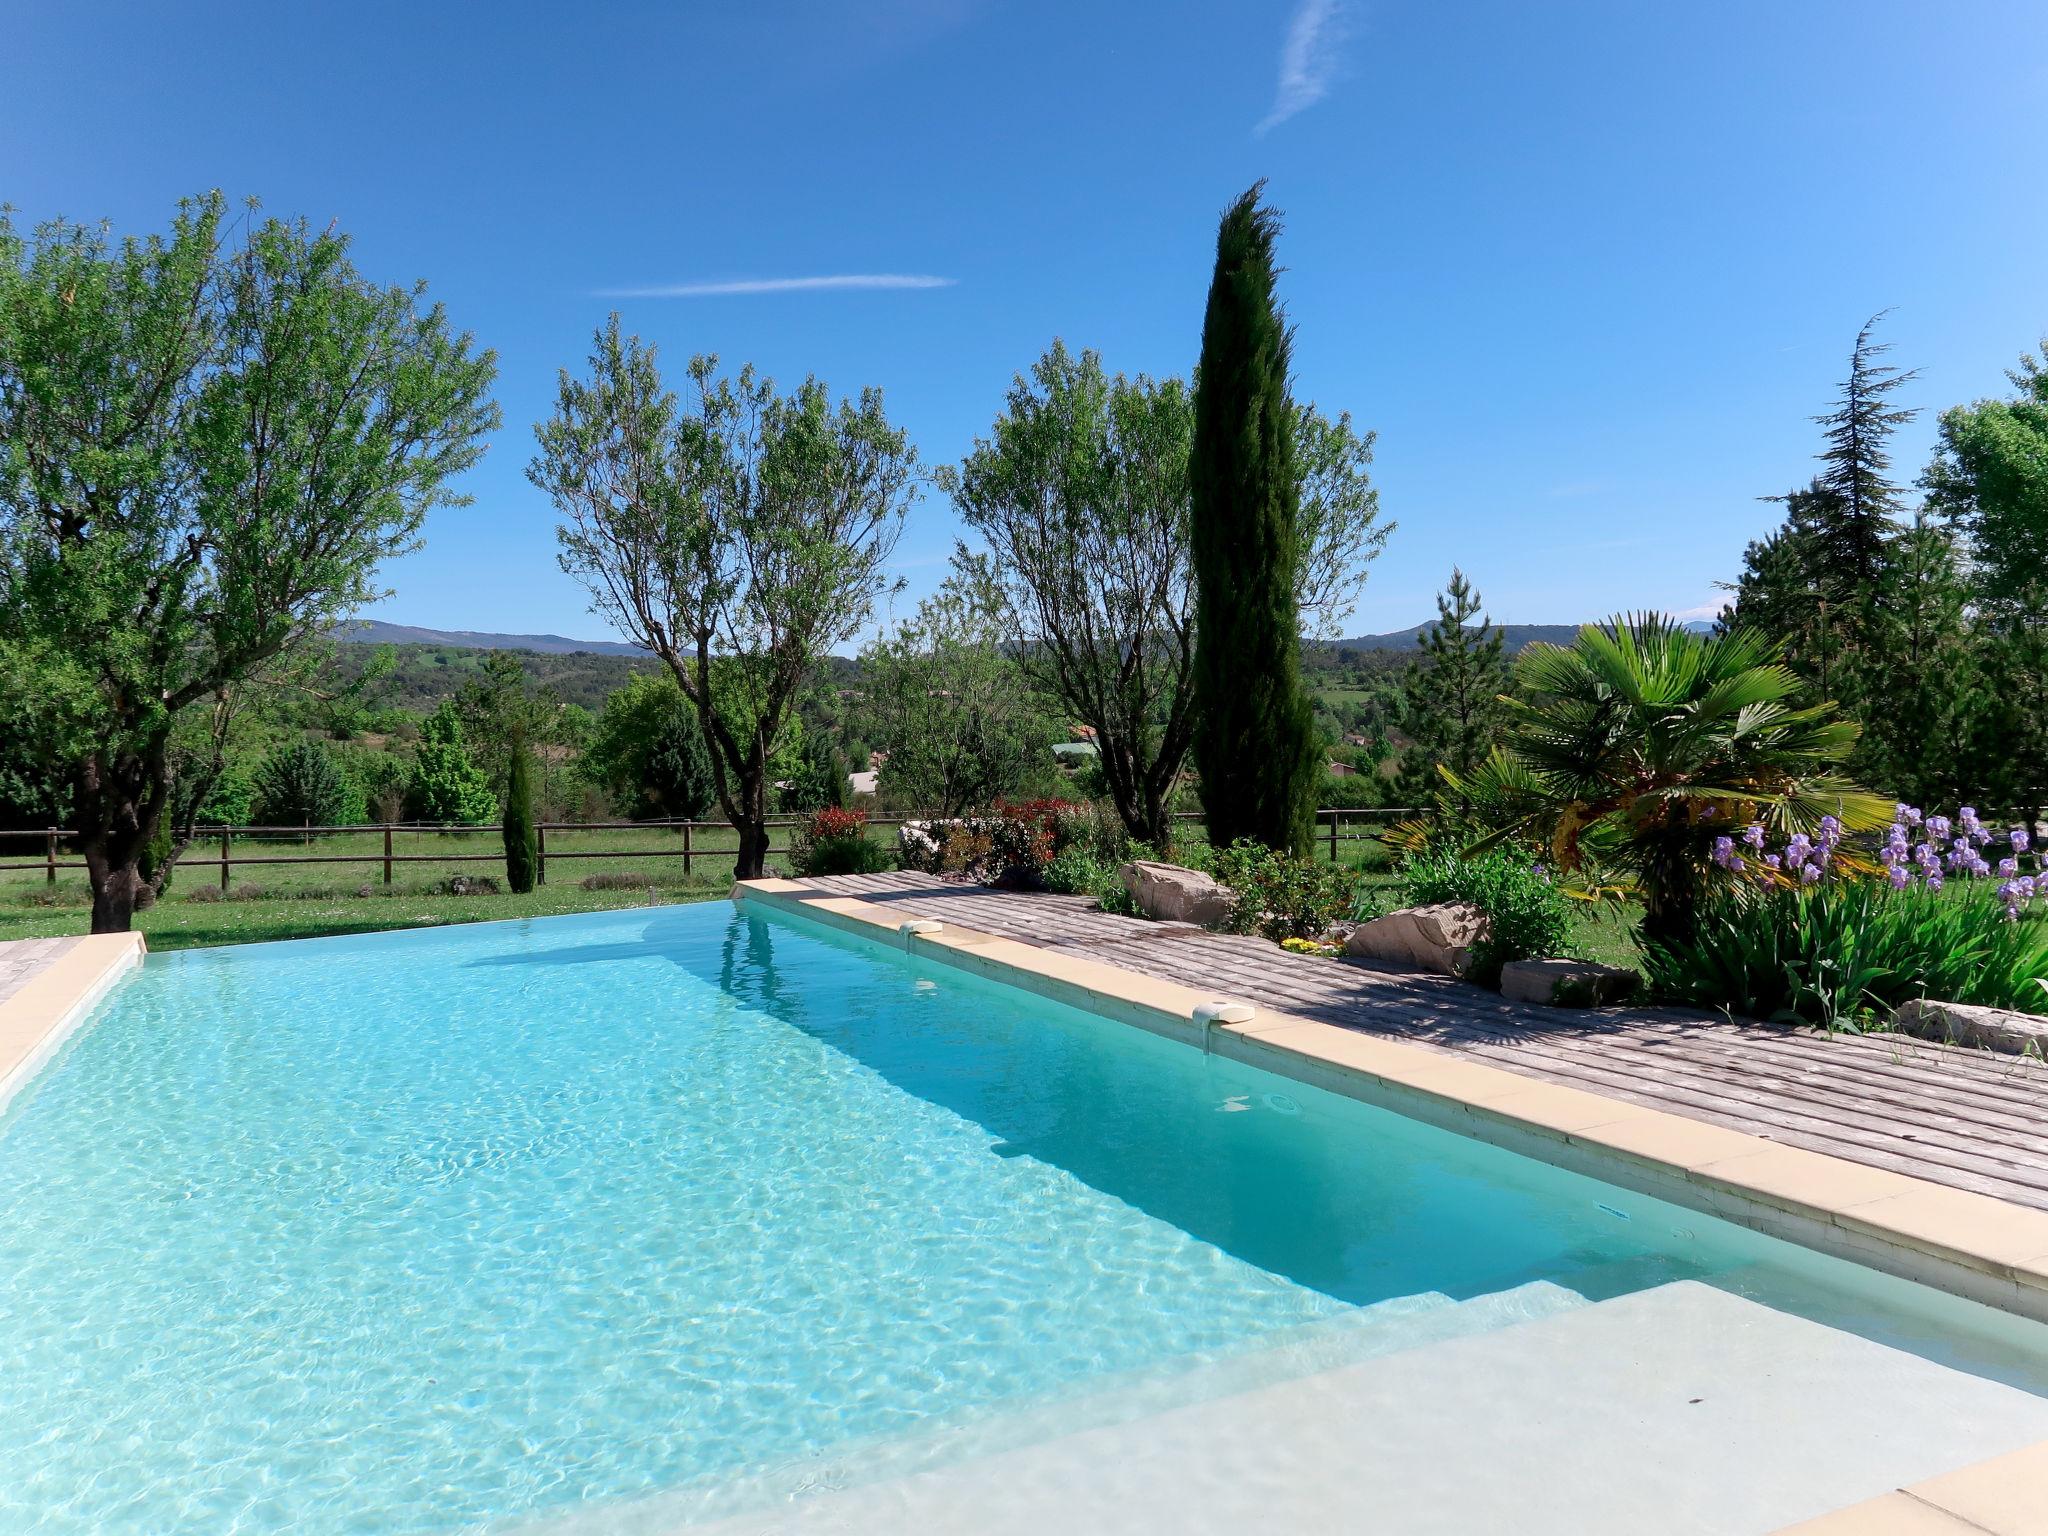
top-left (1643, 880), bottom-right (2048, 1028)
top-left (1655, 803), bottom-right (2048, 1027)
top-left (788, 807), bottom-right (893, 876)
top-left (894, 799), bottom-right (1085, 885)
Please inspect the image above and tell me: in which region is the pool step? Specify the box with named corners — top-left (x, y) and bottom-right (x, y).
top-left (525, 1279), bottom-right (1592, 1534)
top-left (669, 1280), bottom-right (2048, 1535)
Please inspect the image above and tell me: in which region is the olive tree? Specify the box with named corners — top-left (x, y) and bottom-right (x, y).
top-left (944, 340), bottom-right (1387, 846)
top-left (0, 193), bottom-right (499, 931)
top-left (533, 320), bottom-right (916, 879)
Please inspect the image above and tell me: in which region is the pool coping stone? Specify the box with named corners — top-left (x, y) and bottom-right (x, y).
top-left (0, 931), bottom-right (147, 1117)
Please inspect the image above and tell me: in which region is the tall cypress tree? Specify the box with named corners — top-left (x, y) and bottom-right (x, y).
top-left (501, 730), bottom-right (537, 894)
top-left (1190, 183), bottom-right (1319, 855)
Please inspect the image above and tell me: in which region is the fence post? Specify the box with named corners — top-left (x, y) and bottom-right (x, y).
top-left (1328, 809), bottom-right (1339, 862)
top-left (219, 827), bottom-right (231, 893)
top-left (682, 821), bottom-right (692, 879)
top-left (45, 826), bottom-right (57, 885)
top-left (383, 824), bottom-right (394, 887)
top-left (536, 823), bottom-right (547, 886)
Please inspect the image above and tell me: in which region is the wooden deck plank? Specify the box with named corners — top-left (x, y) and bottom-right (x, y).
top-left (791, 873), bottom-right (2048, 1212)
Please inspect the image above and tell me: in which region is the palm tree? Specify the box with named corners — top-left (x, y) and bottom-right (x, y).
top-left (1457, 614), bottom-right (1888, 941)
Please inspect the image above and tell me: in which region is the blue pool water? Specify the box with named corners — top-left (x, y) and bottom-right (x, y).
top-left (0, 900), bottom-right (2042, 1534)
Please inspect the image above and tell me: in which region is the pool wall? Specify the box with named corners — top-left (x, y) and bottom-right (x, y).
top-left (734, 879), bottom-right (2048, 1330)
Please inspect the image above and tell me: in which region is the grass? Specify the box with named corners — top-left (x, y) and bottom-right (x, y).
top-left (0, 876), bottom-right (738, 952)
top-left (0, 823), bottom-right (780, 951)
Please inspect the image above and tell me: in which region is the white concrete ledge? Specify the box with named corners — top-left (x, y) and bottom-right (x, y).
top-left (0, 932), bottom-right (146, 1116)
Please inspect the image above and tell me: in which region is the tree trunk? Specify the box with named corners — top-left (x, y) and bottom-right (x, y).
top-left (85, 850), bottom-right (144, 933)
top-left (733, 818), bottom-right (771, 881)
top-left (1141, 788), bottom-right (1173, 853)
top-left (76, 747), bottom-right (168, 935)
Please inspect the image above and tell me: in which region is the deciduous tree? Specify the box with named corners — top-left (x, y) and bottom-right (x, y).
top-left (0, 193), bottom-right (498, 929)
top-left (946, 339), bottom-right (1384, 846)
top-left (534, 322), bottom-right (916, 878)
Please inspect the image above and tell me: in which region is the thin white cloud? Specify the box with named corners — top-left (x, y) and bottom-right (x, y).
top-left (595, 274), bottom-right (957, 298)
top-left (1257, 0), bottom-right (1347, 135)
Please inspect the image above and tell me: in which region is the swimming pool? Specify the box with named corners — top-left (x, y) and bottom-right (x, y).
top-left (3, 900), bottom-right (2046, 1534)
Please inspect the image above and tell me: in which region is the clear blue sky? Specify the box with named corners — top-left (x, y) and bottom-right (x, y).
top-left (8, 0), bottom-right (2046, 642)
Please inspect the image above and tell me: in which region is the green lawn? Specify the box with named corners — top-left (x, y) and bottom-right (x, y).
top-left (0, 824), bottom-right (773, 951)
top-left (0, 875), bottom-right (737, 952)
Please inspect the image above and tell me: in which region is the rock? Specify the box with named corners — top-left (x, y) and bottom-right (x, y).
top-left (1891, 999), bottom-right (2048, 1055)
top-left (1345, 902), bottom-right (1490, 977)
top-left (1118, 861), bottom-right (1234, 926)
top-left (1500, 958), bottom-right (1641, 1008)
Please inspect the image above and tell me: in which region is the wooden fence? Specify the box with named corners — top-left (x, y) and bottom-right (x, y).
top-left (0, 807), bottom-right (1418, 891)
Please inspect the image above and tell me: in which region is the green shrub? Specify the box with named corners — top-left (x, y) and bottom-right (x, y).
top-left (1211, 840), bottom-right (1353, 941)
top-left (1642, 881), bottom-right (2048, 1029)
top-left (1042, 846), bottom-right (1106, 896)
top-left (788, 808), bottom-right (894, 876)
top-left (1091, 862), bottom-right (1142, 916)
top-left (1397, 847), bottom-right (1577, 987)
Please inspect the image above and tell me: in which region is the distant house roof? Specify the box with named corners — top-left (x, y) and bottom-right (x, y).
top-left (848, 770), bottom-right (879, 796)
top-left (1051, 741), bottom-right (1099, 759)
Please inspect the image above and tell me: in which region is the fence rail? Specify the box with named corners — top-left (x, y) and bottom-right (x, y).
top-left (0, 807), bottom-right (1419, 892)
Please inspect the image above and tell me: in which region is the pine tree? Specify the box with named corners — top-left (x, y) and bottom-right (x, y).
top-left (1723, 481), bottom-right (1846, 701)
top-left (1810, 311), bottom-right (1919, 600)
top-left (501, 730), bottom-right (537, 893)
top-left (1847, 518), bottom-right (1983, 810)
top-left (1394, 571), bottom-right (1508, 809)
top-left (1189, 183), bottom-right (1319, 855)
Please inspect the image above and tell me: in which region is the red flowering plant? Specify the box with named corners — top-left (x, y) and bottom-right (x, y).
top-left (787, 806), bottom-right (892, 877)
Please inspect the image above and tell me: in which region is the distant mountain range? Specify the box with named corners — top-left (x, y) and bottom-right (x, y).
top-left (1328, 624), bottom-right (1584, 653)
top-left (331, 617), bottom-right (1718, 660)
top-left (1330, 619), bottom-right (1716, 653)
top-left (332, 620), bottom-right (649, 656)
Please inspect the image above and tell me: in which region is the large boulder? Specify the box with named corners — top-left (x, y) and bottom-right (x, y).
top-left (1118, 860), bottom-right (1234, 926)
top-left (1500, 958), bottom-right (1640, 1008)
top-left (1891, 999), bottom-right (2048, 1055)
top-left (1345, 902), bottom-right (1489, 977)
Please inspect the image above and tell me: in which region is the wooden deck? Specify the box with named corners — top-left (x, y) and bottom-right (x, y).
top-left (795, 872), bottom-right (2048, 1212)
